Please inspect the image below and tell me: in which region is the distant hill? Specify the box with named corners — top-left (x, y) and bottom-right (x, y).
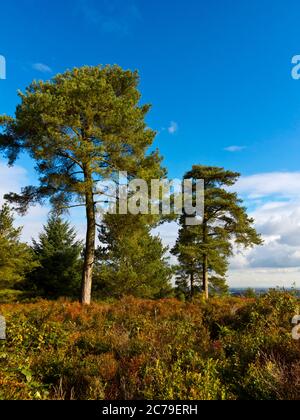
top-left (230, 287), bottom-right (300, 297)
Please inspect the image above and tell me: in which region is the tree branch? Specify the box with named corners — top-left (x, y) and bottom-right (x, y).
top-left (58, 150), bottom-right (84, 170)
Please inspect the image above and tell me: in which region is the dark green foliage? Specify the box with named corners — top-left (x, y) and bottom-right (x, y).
top-left (172, 166), bottom-right (262, 299)
top-left (0, 204), bottom-right (37, 289)
top-left (95, 214), bottom-right (173, 299)
top-left (27, 216), bottom-right (83, 298)
top-left (208, 276), bottom-right (230, 297)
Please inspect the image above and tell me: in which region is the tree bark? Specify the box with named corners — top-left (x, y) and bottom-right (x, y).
top-left (202, 219), bottom-right (209, 300)
top-left (81, 169), bottom-right (96, 305)
top-left (203, 254), bottom-right (209, 300)
top-left (190, 272), bottom-right (194, 298)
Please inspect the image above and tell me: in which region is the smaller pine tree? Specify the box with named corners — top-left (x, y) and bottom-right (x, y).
top-left (28, 216), bottom-right (83, 298)
top-left (0, 203), bottom-right (37, 289)
top-left (95, 214), bottom-right (173, 299)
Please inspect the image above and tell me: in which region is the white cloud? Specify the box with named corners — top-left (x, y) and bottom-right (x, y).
top-left (168, 121), bottom-right (178, 135)
top-left (153, 222), bottom-right (178, 249)
top-left (235, 171), bottom-right (300, 199)
top-left (224, 145), bottom-right (246, 152)
top-left (32, 63), bottom-right (52, 74)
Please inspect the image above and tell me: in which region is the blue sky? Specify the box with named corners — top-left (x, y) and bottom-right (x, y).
top-left (1, 0), bottom-right (300, 287)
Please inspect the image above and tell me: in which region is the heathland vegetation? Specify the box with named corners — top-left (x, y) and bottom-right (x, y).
top-left (1, 293), bottom-right (299, 400)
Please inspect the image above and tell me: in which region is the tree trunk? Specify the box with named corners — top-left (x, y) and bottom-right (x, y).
top-left (203, 254), bottom-right (209, 300)
top-left (81, 171), bottom-right (96, 305)
top-left (190, 272), bottom-right (194, 298)
top-left (202, 219), bottom-right (209, 300)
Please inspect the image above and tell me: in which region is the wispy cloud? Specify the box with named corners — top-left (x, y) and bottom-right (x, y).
top-left (32, 63), bottom-right (52, 74)
top-left (77, 0), bottom-right (141, 35)
top-left (224, 145), bottom-right (246, 152)
top-left (168, 121), bottom-right (178, 135)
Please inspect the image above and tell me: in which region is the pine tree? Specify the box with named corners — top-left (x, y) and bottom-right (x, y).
top-left (28, 216), bottom-right (83, 298)
top-left (0, 204), bottom-right (36, 288)
top-left (95, 213), bottom-right (173, 299)
top-left (0, 65), bottom-right (164, 304)
top-left (172, 165), bottom-right (263, 299)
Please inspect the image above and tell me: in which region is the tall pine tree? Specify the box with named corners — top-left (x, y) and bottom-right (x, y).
top-left (172, 166), bottom-right (262, 299)
top-left (0, 65), bottom-right (164, 304)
